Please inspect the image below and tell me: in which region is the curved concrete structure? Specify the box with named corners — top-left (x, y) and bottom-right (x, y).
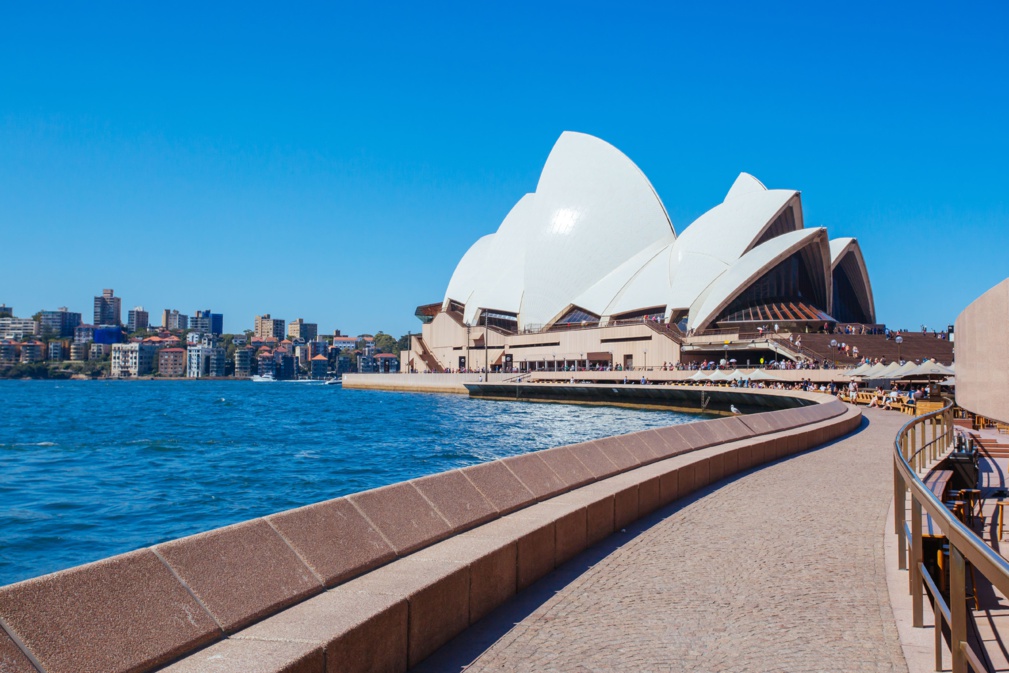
top-left (954, 277), bottom-right (1009, 423)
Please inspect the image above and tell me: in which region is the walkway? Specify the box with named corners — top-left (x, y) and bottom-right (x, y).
top-left (417, 408), bottom-right (909, 673)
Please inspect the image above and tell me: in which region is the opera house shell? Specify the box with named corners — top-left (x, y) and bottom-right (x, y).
top-left (409, 131), bottom-right (875, 372)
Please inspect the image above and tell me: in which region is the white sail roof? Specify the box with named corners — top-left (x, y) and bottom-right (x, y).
top-left (440, 132), bottom-right (873, 334)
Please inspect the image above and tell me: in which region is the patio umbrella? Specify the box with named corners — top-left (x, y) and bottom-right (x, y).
top-left (846, 362), bottom-right (872, 376)
top-left (688, 370), bottom-right (710, 381)
top-left (901, 359), bottom-right (954, 379)
top-left (748, 369), bottom-right (784, 382)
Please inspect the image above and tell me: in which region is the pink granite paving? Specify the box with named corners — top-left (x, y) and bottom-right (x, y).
top-left (420, 408), bottom-right (909, 673)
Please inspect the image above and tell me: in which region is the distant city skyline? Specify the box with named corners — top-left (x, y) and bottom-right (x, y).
top-left (1, 2), bottom-right (1006, 336)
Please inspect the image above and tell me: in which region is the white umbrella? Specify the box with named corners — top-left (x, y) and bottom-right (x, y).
top-left (887, 361), bottom-right (918, 378)
top-left (901, 359), bottom-right (955, 379)
top-left (748, 369), bottom-right (783, 382)
top-left (846, 362), bottom-right (872, 376)
top-left (708, 369), bottom-right (733, 382)
top-left (688, 370), bottom-right (710, 381)
top-left (728, 369), bottom-right (748, 380)
top-left (859, 363), bottom-right (887, 378)
top-left (875, 362), bottom-right (903, 378)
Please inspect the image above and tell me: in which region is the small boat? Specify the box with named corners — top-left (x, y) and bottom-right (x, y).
top-left (324, 378), bottom-right (342, 386)
top-left (250, 374), bottom-right (275, 382)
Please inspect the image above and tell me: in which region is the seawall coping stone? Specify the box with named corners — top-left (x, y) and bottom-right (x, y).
top-left (0, 549), bottom-right (222, 673)
top-left (458, 460), bottom-right (537, 515)
top-left (154, 519), bottom-right (324, 634)
top-left (410, 470), bottom-right (498, 533)
top-left (267, 497), bottom-right (396, 589)
top-left (347, 482), bottom-right (453, 555)
top-left (536, 446), bottom-right (596, 491)
top-left (499, 453), bottom-right (567, 501)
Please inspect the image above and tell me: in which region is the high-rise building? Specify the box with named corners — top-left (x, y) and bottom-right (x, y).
top-left (163, 309), bottom-right (188, 331)
top-left (40, 308), bottom-right (82, 338)
top-left (0, 305), bottom-right (13, 318)
top-left (127, 307), bottom-right (149, 333)
top-left (288, 318), bottom-right (318, 341)
top-left (93, 289), bottom-right (121, 326)
top-left (254, 314), bottom-right (285, 340)
top-left (189, 310), bottom-right (224, 335)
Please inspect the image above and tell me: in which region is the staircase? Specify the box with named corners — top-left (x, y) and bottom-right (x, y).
top-left (644, 320), bottom-right (684, 345)
top-left (782, 332), bottom-right (954, 366)
top-left (411, 335), bottom-right (444, 373)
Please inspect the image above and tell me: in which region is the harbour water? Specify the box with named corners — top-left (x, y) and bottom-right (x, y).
top-left (0, 380), bottom-right (704, 586)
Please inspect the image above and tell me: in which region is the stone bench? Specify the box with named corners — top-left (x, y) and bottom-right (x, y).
top-left (0, 398), bottom-right (858, 673)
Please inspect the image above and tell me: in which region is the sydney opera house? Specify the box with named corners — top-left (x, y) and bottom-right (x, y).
top-left (403, 132), bottom-right (875, 373)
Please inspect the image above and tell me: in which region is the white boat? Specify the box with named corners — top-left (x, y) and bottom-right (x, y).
top-left (250, 374), bottom-right (275, 382)
top-left (324, 378), bottom-right (342, 386)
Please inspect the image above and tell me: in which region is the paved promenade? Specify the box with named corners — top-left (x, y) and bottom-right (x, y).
top-left (417, 408), bottom-right (909, 673)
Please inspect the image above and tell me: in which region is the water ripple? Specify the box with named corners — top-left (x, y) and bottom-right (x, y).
top-left (0, 379), bottom-right (703, 585)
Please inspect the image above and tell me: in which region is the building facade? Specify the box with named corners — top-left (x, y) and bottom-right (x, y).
top-left (93, 289), bottom-right (121, 326)
top-left (288, 319), bottom-right (318, 341)
top-left (111, 343), bottom-right (156, 377)
top-left (234, 348), bottom-right (252, 378)
top-left (163, 309), bottom-right (188, 331)
top-left (159, 348), bottom-right (186, 377)
top-left (19, 342), bottom-right (43, 363)
top-left (403, 132), bottom-right (876, 373)
top-left (254, 314), bottom-right (285, 340)
top-left (127, 307), bottom-right (149, 333)
top-left (310, 355), bottom-right (329, 379)
top-left (0, 318), bottom-right (39, 339)
top-left (40, 308), bottom-right (82, 338)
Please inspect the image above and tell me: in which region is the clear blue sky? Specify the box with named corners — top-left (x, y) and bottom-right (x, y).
top-left (1, 2), bottom-right (1006, 337)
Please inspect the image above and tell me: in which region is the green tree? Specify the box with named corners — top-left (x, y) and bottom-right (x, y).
top-left (374, 332), bottom-right (398, 354)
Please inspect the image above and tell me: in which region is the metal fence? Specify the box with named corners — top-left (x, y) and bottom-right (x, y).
top-left (893, 398), bottom-right (1009, 672)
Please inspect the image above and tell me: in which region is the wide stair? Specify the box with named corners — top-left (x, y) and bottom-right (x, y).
top-left (784, 332), bottom-right (954, 365)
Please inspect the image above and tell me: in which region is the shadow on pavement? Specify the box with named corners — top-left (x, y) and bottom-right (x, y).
top-left (412, 414), bottom-right (871, 671)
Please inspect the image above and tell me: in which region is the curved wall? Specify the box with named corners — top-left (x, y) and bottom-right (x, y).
top-left (0, 393), bottom-right (860, 673)
top-left (955, 277), bottom-right (1009, 423)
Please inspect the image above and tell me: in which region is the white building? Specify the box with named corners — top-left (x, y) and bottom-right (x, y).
top-left (111, 343), bottom-right (157, 377)
top-left (187, 345), bottom-right (226, 378)
top-left (405, 132), bottom-right (876, 373)
top-left (0, 317), bottom-right (39, 340)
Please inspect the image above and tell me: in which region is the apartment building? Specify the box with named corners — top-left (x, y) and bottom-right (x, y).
top-left (111, 343), bottom-right (156, 377)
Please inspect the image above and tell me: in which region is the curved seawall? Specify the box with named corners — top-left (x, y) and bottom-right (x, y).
top-left (0, 390), bottom-right (860, 673)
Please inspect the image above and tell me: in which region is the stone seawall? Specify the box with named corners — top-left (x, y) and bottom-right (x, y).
top-left (0, 393), bottom-right (860, 673)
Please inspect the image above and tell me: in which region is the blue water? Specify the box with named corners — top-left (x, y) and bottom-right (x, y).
top-left (0, 380), bottom-right (702, 586)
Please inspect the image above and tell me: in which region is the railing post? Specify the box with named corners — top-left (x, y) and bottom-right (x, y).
top-left (911, 497), bottom-right (923, 625)
top-left (950, 544), bottom-right (967, 673)
top-left (910, 425), bottom-right (917, 471)
top-left (896, 460), bottom-right (907, 570)
top-left (934, 593), bottom-right (943, 672)
top-left (931, 418), bottom-right (937, 464)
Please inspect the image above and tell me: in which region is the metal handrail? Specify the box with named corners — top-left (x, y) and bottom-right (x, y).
top-left (893, 398), bottom-right (1009, 672)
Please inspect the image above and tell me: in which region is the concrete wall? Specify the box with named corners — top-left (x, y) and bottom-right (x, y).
top-left (0, 394), bottom-right (859, 673)
top-left (345, 369), bottom-right (862, 394)
top-left (955, 278), bottom-right (1009, 423)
